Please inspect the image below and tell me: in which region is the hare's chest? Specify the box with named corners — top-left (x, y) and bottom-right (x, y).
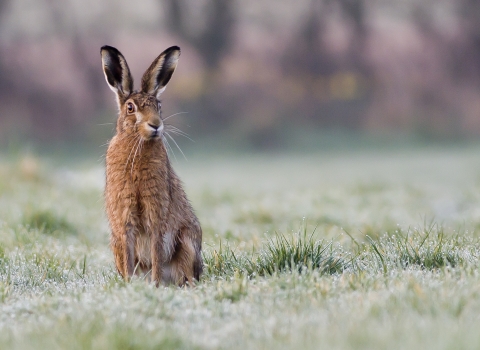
top-left (132, 166), bottom-right (168, 198)
top-left (130, 167), bottom-right (170, 219)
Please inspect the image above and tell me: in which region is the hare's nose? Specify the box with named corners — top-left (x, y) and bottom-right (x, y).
top-left (148, 123), bottom-right (159, 130)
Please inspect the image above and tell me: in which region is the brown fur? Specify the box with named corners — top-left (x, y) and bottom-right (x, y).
top-left (101, 45), bottom-right (203, 286)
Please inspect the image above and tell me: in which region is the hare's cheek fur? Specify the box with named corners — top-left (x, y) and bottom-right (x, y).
top-left (121, 115), bottom-right (137, 132)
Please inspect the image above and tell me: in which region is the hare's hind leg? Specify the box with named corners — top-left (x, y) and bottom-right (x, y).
top-left (167, 234), bottom-right (197, 286)
top-left (193, 246), bottom-right (203, 281)
top-left (111, 236), bottom-right (124, 276)
top-left (150, 232), bottom-right (164, 286)
top-left (191, 224), bottom-right (203, 282)
top-left (112, 223), bottom-right (135, 280)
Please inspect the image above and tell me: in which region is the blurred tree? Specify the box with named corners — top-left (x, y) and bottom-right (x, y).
top-left (45, 0), bottom-right (105, 112)
top-left (0, 0), bottom-right (10, 91)
top-left (405, 0), bottom-right (480, 137)
top-left (162, 0), bottom-right (237, 132)
top-left (282, 1), bottom-right (334, 76)
top-left (457, 0), bottom-right (480, 81)
top-left (336, 0), bottom-right (369, 72)
top-left (281, 0), bottom-right (370, 129)
top-left (409, 3), bottom-right (456, 136)
top-left (452, 0), bottom-right (480, 134)
top-left (0, 0), bottom-right (8, 34)
top-left (165, 0), bottom-right (234, 68)
top-left (12, 0), bottom-right (107, 141)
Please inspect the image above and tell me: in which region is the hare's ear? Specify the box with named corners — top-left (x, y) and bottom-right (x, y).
top-left (141, 46), bottom-right (180, 99)
top-left (100, 45), bottom-right (134, 105)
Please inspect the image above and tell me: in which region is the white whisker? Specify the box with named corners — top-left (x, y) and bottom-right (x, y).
top-left (130, 137), bottom-right (143, 175)
top-left (165, 124), bottom-right (195, 142)
top-left (162, 135), bottom-right (177, 162)
top-left (124, 136), bottom-right (141, 174)
top-left (97, 153), bottom-right (106, 163)
top-left (166, 125), bottom-right (189, 136)
top-left (165, 132), bottom-right (187, 161)
top-left (124, 136), bottom-right (139, 165)
top-left (166, 128), bottom-right (195, 142)
top-left (162, 111), bottom-right (188, 122)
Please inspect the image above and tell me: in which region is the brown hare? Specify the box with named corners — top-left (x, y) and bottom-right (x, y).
top-left (100, 45), bottom-right (202, 286)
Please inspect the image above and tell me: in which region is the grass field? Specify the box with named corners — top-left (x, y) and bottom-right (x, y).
top-left (1, 146), bottom-right (480, 349)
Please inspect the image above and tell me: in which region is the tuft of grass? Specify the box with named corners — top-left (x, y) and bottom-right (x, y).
top-left (203, 228), bottom-right (345, 279)
top-left (362, 224), bottom-right (477, 272)
top-left (22, 209), bottom-right (77, 236)
top-left (253, 230), bottom-right (345, 276)
top-left (203, 241), bottom-right (250, 278)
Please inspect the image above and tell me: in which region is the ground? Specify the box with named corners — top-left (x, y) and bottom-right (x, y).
top-left (1, 146), bottom-right (480, 349)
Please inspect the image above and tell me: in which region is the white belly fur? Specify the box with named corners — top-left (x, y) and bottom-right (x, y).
top-left (134, 233), bottom-right (151, 266)
top-left (134, 231), bottom-right (176, 267)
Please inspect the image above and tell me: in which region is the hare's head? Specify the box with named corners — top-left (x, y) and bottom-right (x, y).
top-left (101, 45), bottom-right (180, 141)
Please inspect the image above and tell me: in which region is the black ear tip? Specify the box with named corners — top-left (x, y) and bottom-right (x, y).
top-left (165, 45), bottom-right (181, 56)
top-left (100, 45), bottom-right (121, 55)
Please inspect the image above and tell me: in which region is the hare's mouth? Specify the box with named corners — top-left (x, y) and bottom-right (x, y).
top-left (143, 123), bottom-right (163, 140)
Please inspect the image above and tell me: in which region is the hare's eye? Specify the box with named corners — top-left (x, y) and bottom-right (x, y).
top-left (126, 102), bottom-right (135, 114)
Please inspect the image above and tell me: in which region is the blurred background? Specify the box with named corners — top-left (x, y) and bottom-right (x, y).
top-left (0, 0), bottom-right (479, 153)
